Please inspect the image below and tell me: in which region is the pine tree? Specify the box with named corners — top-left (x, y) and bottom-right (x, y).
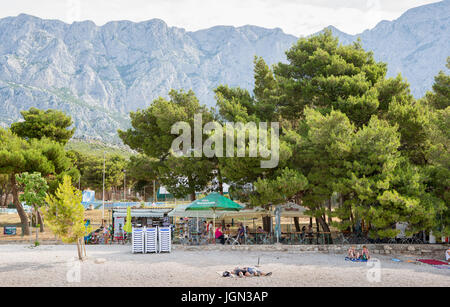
top-left (43, 176), bottom-right (85, 260)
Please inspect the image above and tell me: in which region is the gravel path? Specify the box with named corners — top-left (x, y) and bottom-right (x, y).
top-left (0, 244), bottom-right (449, 287)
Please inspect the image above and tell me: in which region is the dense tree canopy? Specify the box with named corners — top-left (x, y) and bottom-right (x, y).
top-left (0, 129), bottom-right (78, 234)
top-left (207, 30), bottom-right (449, 238)
top-left (10, 107), bottom-right (75, 145)
top-left (119, 89), bottom-right (217, 200)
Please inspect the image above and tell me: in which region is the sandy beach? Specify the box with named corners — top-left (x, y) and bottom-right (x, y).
top-left (0, 244), bottom-right (448, 287)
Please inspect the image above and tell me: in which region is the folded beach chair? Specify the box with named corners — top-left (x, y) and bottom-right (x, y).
top-left (158, 227), bottom-right (172, 253)
top-left (145, 227), bottom-right (158, 253)
top-left (132, 227), bottom-right (145, 254)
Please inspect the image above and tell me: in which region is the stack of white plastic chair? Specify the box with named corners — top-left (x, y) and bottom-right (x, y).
top-left (131, 227), bottom-right (145, 253)
top-left (145, 227), bottom-right (158, 253)
top-left (158, 227), bottom-right (172, 253)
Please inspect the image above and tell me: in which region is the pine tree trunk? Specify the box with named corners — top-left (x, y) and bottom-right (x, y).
top-left (316, 216), bottom-right (331, 232)
top-left (82, 237), bottom-right (87, 257)
top-left (262, 216), bottom-right (272, 233)
top-left (3, 188), bottom-right (10, 207)
top-left (11, 175), bottom-right (30, 235)
top-left (191, 192), bottom-right (196, 201)
top-left (293, 217), bottom-right (301, 232)
top-left (350, 211), bottom-right (355, 233)
top-left (37, 210), bottom-right (44, 232)
top-left (316, 215), bottom-right (332, 244)
top-left (219, 181), bottom-right (224, 195)
top-left (327, 199), bottom-right (333, 224)
top-left (77, 239), bottom-right (82, 260)
top-left (217, 167), bottom-right (224, 195)
top-left (35, 217), bottom-right (39, 244)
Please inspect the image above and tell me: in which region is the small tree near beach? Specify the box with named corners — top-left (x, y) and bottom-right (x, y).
top-left (16, 172), bottom-right (49, 245)
top-left (43, 175), bottom-right (86, 260)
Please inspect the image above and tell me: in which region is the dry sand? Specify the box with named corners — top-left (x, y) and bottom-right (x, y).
top-left (0, 244), bottom-right (448, 287)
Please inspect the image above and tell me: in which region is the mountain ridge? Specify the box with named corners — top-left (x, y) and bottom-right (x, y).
top-left (0, 1), bottom-right (448, 143)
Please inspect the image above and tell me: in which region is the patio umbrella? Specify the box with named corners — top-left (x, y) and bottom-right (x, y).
top-left (123, 206), bottom-right (132, 233)
top-left (185, 193), bottom-right (244, 231)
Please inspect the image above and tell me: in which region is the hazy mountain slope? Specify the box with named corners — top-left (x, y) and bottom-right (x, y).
top-left (0, 15), bottom-right (296, 142)
top-left (324, 0), bottom-right (450, 97)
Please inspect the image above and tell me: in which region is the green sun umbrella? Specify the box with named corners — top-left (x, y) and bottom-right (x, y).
top-left (186, 193), bottom-right (244, 232)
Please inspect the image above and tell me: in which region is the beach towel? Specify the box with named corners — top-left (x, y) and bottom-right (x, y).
top-left (432, 265), bottom-right (450, 269)
top-left (417, 259), bottom-right (448, 266)
top-left (391, 258), bottom-right (402, 262)
top-left (345, 257), bottom-right (368, 262)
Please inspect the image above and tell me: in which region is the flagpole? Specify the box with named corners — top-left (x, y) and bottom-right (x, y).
top-left (213, 209), bottom-right (216, 244)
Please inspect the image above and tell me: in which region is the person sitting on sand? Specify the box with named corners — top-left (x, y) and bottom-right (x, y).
top-left (360, 246), bottom-right (370, 260)
top-left (446, 247), bottom-right (450, 262)
top-left (347, 246), bottom-right (357, 259)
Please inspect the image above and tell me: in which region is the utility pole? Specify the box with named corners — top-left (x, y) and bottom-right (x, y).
top-left (153, 180), bottom-right (156, 203)
top-left (123, 169), bottom-right (127, 201)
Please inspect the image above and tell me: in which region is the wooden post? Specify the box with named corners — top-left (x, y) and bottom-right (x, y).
top-left (83, 237), bottom-right (87, 257)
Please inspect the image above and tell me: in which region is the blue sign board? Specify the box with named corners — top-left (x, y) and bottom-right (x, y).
top-left (4, 226), bottom-right (16, 235)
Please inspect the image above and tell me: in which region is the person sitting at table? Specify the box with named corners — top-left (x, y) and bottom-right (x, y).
top-left (207, 221), bottom-right (214, 243)
top-left (224, 224), bottom-right (231, 236)
top-left (102, 226), bottom-right (110, 244)
top-left (202, 221), bottom-right (208, 236)
top-left (306, 225), bottom-right (313, 243)
top-left (215, 226), bottom-right (225, 245)
top-left (255, 226), bottom-right (266, 243)
top-left (300, 226), bottom-right (306, 240)
top-left (237, 223), bottom-right (245, 244)
top-left (90, 232), bottom-right (99, 244)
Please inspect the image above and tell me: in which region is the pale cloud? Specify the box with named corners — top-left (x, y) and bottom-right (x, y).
top-left (0, 0), bottom-right (442, 36)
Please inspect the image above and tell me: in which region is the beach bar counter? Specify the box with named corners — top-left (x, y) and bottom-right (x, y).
top-left (111, 208), bottom-right (172, 239)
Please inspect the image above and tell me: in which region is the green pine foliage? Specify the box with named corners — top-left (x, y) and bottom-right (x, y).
top-left (43, 175), bottom-right (84, 244)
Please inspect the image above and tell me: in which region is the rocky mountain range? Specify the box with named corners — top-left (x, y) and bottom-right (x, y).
top-left (0, 1), bottom-right (448, 143)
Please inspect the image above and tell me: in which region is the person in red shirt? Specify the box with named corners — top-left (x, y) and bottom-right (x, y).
top-left (215, 226), bottom-right (225, 245)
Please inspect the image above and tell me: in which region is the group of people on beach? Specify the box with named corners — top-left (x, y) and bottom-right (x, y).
top-left (203, 222), bottom-right (255, 245)
top-left (347, 246), bottom-right (370, 261)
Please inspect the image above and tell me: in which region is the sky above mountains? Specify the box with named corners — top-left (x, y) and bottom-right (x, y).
top-left (0, 0), bottom-right (442, 36)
